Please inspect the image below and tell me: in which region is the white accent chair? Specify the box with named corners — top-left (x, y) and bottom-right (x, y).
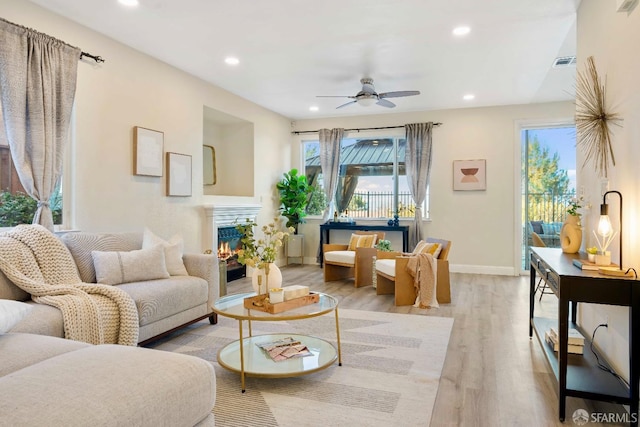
top-left (323, 231), bottom-right (385, 287)
top-left (375, 238), bottom-right (452, 306)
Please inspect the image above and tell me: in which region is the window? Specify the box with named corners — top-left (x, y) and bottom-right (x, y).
top-left (303, 135), bottom-right (428, 219)
top-left (0, 107), bottom-right (64, 228)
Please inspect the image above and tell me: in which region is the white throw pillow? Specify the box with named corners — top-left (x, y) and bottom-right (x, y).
top-left (0, 299), bottom-right (33, 334)
top-left (92, 244), bottom-right (170, 285)
top-left (142, 228), bottom-right (189, 276)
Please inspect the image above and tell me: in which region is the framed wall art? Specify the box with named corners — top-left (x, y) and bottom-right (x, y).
top-left (453, 159), bottom-right (486, 191)
top-left (166, 152), bottom-right (192, 197)
top-left (203, 145), bottom-right (216, 185)
top-left (133, 126), bottom-right (163, 177)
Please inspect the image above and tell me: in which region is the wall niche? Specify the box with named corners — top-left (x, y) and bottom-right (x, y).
top-left (203, 106), bottom-right (254, 196)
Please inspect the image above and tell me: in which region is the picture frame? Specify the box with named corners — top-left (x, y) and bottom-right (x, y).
top-left (166, 152), bottom-right (192, 197)
top-left (453, 159), bottom-right (486, 191)
top-left (133, 126), bottom-right (164, 177)
top-left (203, 145), bottom-right (216, 185)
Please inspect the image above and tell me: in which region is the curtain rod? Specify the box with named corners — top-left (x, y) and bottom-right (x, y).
top-left (291, 123), bottom-right (442, 135)
top-left (80, 52), bottom-right (105, 63)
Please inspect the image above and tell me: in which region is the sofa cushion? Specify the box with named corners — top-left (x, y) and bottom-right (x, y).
top-left (530, 220), bottom-right (544, 234)
top-left (0, 271), bottom-right (30, 302)
top-left (0, 332), bottom-right (89, 377)
top-left (9, 302), bottom-right (64, 338)
top-left (142, 227), bottom-right (189, 276)
top-left (92, 244), bottom-right (170, 285)
top-left (0, 343), bottom-right (216, 427)
top-left (324, 250), bottom-right (356, 265)
top-left (115, 276), bottom-right (208, 326)
top-left (61, 232), bottom-right (142, 283)
top-left (376, 259), bottom-right (396, 277)
top-left (0, 300), bottom-right (32, 334)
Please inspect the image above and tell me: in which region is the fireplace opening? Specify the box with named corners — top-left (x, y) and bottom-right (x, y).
top-left (217, 226), bottom-right (246, 282)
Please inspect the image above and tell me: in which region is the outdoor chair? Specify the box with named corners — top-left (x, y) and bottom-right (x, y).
top-left (323, 231), bottom-right (385, 287)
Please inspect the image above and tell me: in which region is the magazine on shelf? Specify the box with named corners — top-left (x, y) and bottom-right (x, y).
top-left (256, 337), bottom-right (312, 362)
top-left (548, 326), bottom-right (585, 346)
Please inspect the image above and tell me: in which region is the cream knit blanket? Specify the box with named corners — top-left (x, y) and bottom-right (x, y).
top-left (0, 224), bottom-right (139, 345)
top-left (406, 253), bottom-right (438, 309)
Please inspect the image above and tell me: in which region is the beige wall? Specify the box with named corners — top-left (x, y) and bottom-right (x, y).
top-left (575, 0), bottom-right (640, 381)
top-left (293, 101), bottom-right (575, 274)
top-left (1, 0), bottom-right (292, 253)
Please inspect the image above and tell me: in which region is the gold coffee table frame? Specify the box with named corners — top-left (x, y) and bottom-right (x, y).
top-left (212, 292), bottom-right (342, 392)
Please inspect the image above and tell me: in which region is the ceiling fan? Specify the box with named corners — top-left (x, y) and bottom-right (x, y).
top-left (317, 78), bottom-right (420, 109)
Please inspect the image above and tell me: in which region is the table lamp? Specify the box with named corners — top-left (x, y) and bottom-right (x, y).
top-left (597, 190), bottom-right (627, 276)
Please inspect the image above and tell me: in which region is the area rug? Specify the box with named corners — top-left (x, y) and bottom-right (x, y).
top-left (150, 309), bottom-right (454, 427)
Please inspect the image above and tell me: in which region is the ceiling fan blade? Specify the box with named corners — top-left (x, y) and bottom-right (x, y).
top-left (316, 95), bottom-right (355, 98)
top-left (376, 98), bottom-right (396, 108)
top-left (336, 100), bottom-right (358, 109)
top-left (378, 90), bottom-right (420, 99)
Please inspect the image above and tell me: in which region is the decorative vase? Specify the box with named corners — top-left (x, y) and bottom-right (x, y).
top-left (252, 263), bottom-right (282, 294)
top-left (560, 215), bottom-right (582, 254)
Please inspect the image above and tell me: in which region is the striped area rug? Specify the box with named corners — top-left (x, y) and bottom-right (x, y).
top-left (150, 308), bottom-right (453, 427)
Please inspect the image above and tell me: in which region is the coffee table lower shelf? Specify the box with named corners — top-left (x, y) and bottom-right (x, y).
top-left (217, 333), bottom-right (338, 380)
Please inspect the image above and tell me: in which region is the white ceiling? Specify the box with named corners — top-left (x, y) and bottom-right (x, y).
top-left (29, 0), bottom-right (581, 120)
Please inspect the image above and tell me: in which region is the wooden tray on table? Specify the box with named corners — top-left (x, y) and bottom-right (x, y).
top-left (243, 292), bottom-right (320, 314)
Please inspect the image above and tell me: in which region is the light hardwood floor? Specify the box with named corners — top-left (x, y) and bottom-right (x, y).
top-left (226, 264), bottom-right (630, 426)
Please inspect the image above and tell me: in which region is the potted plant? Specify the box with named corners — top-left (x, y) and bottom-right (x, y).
top-left (276, 168), bottom-right (313, 233)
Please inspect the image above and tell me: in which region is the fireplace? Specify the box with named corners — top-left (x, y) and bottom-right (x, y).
top-left (203, 203), bottom-right (262, 284)
top-left (217, 226), bottom-right (246, 282)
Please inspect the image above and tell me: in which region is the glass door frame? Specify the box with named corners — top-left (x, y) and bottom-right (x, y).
top-left (513, 118), bottom-right (576, 276)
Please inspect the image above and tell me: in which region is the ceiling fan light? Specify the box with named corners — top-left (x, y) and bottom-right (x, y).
top-left (357, 97), bottom-right (376, 107)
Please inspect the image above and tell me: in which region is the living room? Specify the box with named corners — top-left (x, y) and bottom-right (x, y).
top-left (1, 0), bottom-right (639, 425)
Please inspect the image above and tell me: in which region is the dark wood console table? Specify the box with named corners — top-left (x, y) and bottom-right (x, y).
top-left (529, 247), bottom-right (639, 425)
top-left (319, 222), bottom-right (409, 267)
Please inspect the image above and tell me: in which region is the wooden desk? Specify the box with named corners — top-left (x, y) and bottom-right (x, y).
top-left (529, 247), bottom-right (640, 425)
top-left (319, 222), bottom-right (409, 267)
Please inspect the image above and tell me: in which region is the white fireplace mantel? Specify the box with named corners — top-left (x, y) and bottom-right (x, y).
top-left (203, 204), bottom-right (262, 253)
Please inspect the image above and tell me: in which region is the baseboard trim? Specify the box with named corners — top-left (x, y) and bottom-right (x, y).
top-left (450, 264), bottom-right (516, 276)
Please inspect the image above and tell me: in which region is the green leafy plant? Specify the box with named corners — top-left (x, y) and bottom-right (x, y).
top-left (586, 246), bottom-right (598, 255)
top-left (0, 191), bottom-right (62, 227)
top-left (566, 196), bottom-right (583, 216)
top-left (276, 168), bottom-right (313, 232)
top-left (376, 239), bottom-right (392, 252)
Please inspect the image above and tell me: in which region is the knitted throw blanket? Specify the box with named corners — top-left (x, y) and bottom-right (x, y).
top-left (0, 224), bottom-right (139, 345)
top-left (406, 253), bottom-right (438, 309)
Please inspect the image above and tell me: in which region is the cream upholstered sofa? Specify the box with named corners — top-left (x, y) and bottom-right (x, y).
top-left (0, 229), bottom-right (218, 426)
top-left (0, 331), bottom-right (216, 426)
top-left (3, 230), bottom-right (219, 345)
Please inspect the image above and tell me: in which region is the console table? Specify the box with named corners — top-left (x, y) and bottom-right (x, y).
top-left (529, 247), bottom-right (639, 425)
top-left (319, 222), bottom-right (410, 267)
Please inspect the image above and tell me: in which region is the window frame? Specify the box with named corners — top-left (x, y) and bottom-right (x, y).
top-left (299, 129), bottom-right (430, 221)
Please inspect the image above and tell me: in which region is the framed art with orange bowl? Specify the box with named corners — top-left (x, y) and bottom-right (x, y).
top-left (453, 159), bottom-right (486, 191)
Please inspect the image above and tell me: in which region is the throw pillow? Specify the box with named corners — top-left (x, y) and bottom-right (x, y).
top-left (412, 240), bottom-right (428, 255)
top-left (142, 228), bottom-right (188, 276)
top-left (0, 299), bottom-right (32, 334)
top-left (347, 233), bottom-right (377, 251)
top-left (530, 221), bottom-right (544, 235)
top-left (92, 244), bottom-right (170, 285)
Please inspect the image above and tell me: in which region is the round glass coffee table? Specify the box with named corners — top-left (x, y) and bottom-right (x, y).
top-left (212, 291), bottom-right (342, 392)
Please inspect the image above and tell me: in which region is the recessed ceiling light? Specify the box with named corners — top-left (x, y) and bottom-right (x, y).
top-left (118, 0), bottom-right (139, 7)
top-left (463, 94), bottom-right (475, 101)
top-left (453, 26), bottom-right (471, 36)
top-left (224, 57), bottom-right (239, 66)
top-left (309, 106), bottom-right (319, 112)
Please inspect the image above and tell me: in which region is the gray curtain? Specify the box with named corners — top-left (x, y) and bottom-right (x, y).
top-left (405, 122), bottom-right (434, 248)
top-left (0, 18), bottom-right (80, 230)
top-left (335, 173), bottom-right (358, 214)
top-left (319, 128), bottom-right (344, 221)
